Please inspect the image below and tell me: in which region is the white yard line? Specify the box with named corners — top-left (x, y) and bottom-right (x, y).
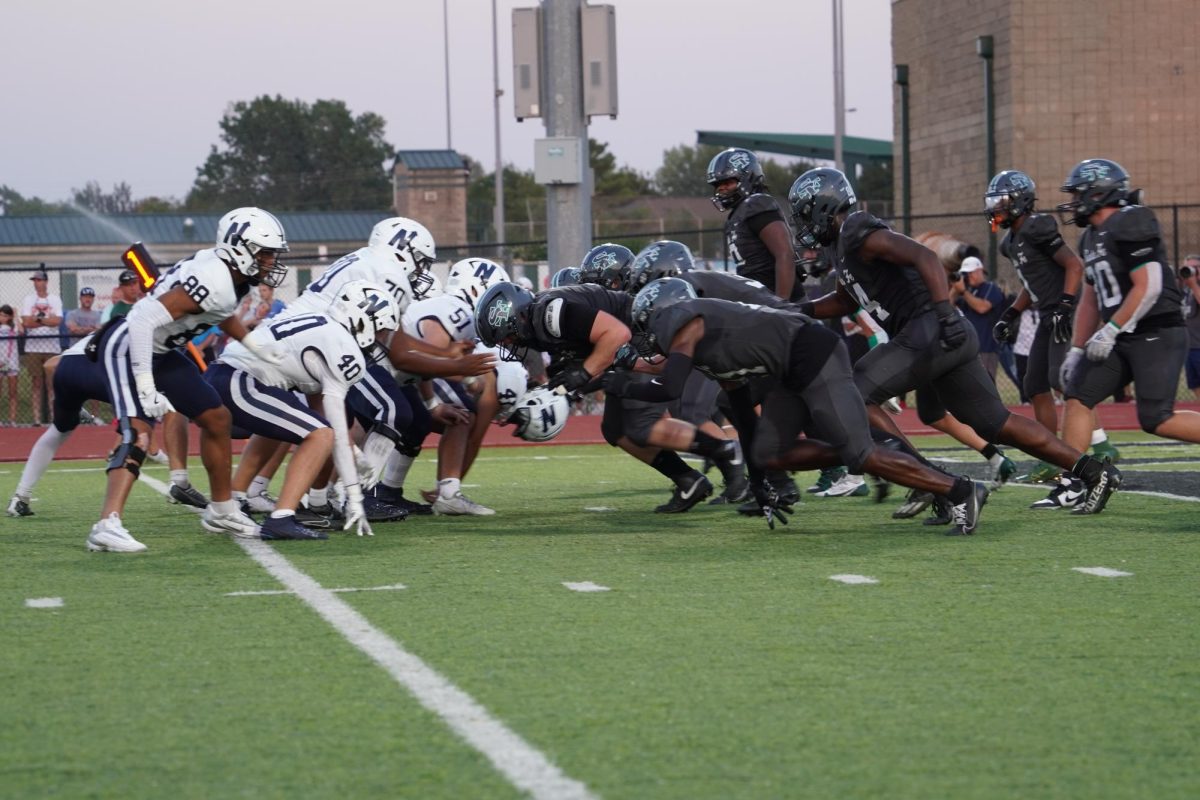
top-left (225, 583), bottom-right (407, 597)
top-left (562, 581), bottom-right (610, 592)
top-left (25, 597), bottom-right (64, 608)
top-left (137, 472), bottom-right (596, 800)
top-left (829, 574), bottom-right (879, 585)
top-left (1073, 567), bottom-right (1133, 578)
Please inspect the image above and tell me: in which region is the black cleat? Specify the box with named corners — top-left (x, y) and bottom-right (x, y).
top-left (922, 495), bottom-right (953, 526)
top-left (168, 483), bottom-right (209, 509)
top-left (1073, 462), bottom-right (1122, 515)
top-left (363, 494), bottom-right (408, 522)
top-left (1029, 476), bottom-right (1085, 510)
top-left (260, 514), bottom-right (328, 541)
top-left (293, 506), bottom-right (334, 528)
top-left (371, 485), bottom-right (432, 515)
top-left (947, 481), bottom-right (989, 536)
top-left (7, 495), bottom-right (33, 517)
top-left (893, 489), bottom-right (933, 519)
top-left (655, 474), bottom-right (713, 513)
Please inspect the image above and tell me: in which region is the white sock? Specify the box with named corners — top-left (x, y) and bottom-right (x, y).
top-left (17, 426), bottom-right (71, 498)
top-left (249, 475), bottom-right (270, 498)
top-left (438, 477), bottom-right (461, 498)
top-left (1091, 428), bottom-right (1108, 446)
top-left (170, 469), bottom-right (190, 488)
top-left (211, 499), bottom-right (239, 515)
top-left (308, 486), bottom-right (329, 508)
top-left (269, 509), bottom-right (295, 519)
top-left (232, 491), bottom-right (247, 501)
top-left (382, 452), bottom-right (415, 489)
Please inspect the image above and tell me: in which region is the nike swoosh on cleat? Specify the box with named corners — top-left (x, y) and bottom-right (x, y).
top-left (679, 482), bottom-right (700, 500)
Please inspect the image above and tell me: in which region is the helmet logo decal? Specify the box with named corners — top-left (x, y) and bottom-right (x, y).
top-left (487, 297), bottom-right (513, 327)
top-left (388, 228), bottom-right (419, 248)
top-left (728, 151), bottom-right (751, 171)
top-left (1079, 163), bottom-right (1110, 183)
top-left (1009, 173), bottom-right (1032, 189)
top-left (591, 251), bottom-right (618, 271)
top-left (792, 175), bottom-right (823, 202)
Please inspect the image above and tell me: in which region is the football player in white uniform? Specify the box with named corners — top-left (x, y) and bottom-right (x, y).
top-left (210, 280), bottom-right (400, 539)
top-left (10, 208), bottom-right (291, 552)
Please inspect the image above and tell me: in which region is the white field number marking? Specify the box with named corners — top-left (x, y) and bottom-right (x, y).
top-left (583, 507), bottom-right (616, 512)
top-left (563, 582), bottom-right (610, 592)
top-left (226, 583), bottom-right (407, 597)
top-left (830, 574), bottom-right (879, 585)
top-left (1073, 567), bottom-right (1133, 578)
top-left (25, 597), bottom-right (63, 608)
top-left (135, 473), bottom-right (595, 800)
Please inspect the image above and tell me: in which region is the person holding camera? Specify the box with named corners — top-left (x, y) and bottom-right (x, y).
top-left (1179, 254), bottom-right (1200, 400)
top-left (19, 267), bottom-right (63, 425)
top-left (951, 256), bottom-right (1005, 381)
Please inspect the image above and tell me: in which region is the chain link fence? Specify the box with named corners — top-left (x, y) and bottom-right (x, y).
top-left (2, 204), bottom-right (1198, 425)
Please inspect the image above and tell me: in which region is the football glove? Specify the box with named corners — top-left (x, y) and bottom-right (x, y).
top-left (547, 364), bottom-right (592, 393)
top-left (1047, 294), bottom-right (1076, 345)
top-left (134, 373), bottom-right (174, 419)
top-left (934, 301), bottom-right (968, 352)
top-left (601, 371), bottom-right (634, 397)
top-left (1060, 346), bottom-right (1085, 388)
top-left (342, 485), bottom-right (373, 537)
top-left (992, 306), bottom-right (1020, 345)
top-left (1085, 321), bottom-right (1120, 362)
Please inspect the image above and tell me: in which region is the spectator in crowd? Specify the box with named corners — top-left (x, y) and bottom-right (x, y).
top-left (1180, 253), bottom-right (1200, 400)
top-left (240, 284), bottom-right (286, 330)
top-left (951, 256), bottom-right (1005, 381)
top-left (65, 287), bottom-right (101, 343)
top-left (99, 270), bottom-right (142, 323)
top-left (0, 304), bottom-right (20, 426)
top-left (20, 267), bottom-right (63, 425)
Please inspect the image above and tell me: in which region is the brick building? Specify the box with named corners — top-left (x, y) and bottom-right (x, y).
top-left (391, 150), bottom-right (469, 251)
top-left (893, 0), bottom-right (1200, 273)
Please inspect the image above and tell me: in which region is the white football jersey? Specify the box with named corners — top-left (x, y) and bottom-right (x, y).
top-left (491, 346), bottom-right (528, 422)
top-left (401, 295), bottom-right (476, 343)
top-left (221, 312), bottom-right (367, 397)
top-left (140, 248), bottom-right (242, 354)
top-left (285, 246), bottom-right (414, 319)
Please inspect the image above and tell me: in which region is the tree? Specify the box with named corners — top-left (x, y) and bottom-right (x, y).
top-left (72, 181), bottom-right (135, 214)
top-left (854, 162), bottom-right (894, 210)
top-left (0, 185), bottom-right (67, 215)
top-left (654, 143), bottom-right (725, 196)
top-left (590, 139), bottom-right (654, 199)
top-left (187, 95), bottom-right (393, 212)
top-left (466, 164), bottom-right (547, 261)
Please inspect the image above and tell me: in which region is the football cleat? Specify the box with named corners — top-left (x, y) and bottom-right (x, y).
top-left (370, 485), bottom-right (433, 515)
top-left (293, 506), bottom-right (335, 528)
top-left (201, 505), bottom-right (261, 539)
top-left (431, 492), bottom-right (494, 516)
top-left (655, 473), bottom-right (713, 513)
top-left (816, 473), bottom-right (868, 497)
top-left (7, 495), bottom-right (33, 518)
top-left (1073, 462), bottom-right (1122, 515)
top-left (806, 466), bottom-right (846, 494)
top-left (260, 514), bottom-right (328, 541)
top-left (922, 495), bottom-right (953, 526)
top-left (947, 481), bottom-right (989, 536)
top-left (1090, 439), bottom-right (1122, 464)
top-left (1021, 461), bottom-right (1060, 484)
top-left (364, 494), bottom-right (411, 521)
top-left (86, 513), bottom-right (147, 553)
top-left (243, 492), bottom-right (277, 515)
top-left (168, 483), bottom-right (209, 509)
top-left (893, 489), bottom-right (933, 519)
top-left (771, 475), bottom-right (802, 506)
top-left (147, 449), bottom-right (170, 465)
top-left (1029, 476), bottom-right (1085, 510)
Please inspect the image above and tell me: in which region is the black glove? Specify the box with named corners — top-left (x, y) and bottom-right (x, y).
top-left (934, 300), bottom-right (968, 352)
top-left (992, 306), bottom-right (1020, 345)
top-left (1047, 294), bottom-right (1076, 345)
top-left (612, 343), bottom-right (638, 371)
top-left (547, 365), bottom-right (592, 393)
top-left (751, 479), bottom-right (792, 530)
top-left (601, 371), bottom-right (634, 397)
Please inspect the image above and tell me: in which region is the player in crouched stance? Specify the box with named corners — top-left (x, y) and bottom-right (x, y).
top-left (210, 280), bottom-right (399, 539)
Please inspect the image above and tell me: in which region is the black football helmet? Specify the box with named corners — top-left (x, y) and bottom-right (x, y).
top-left (630, 277), bottom-right (698, 356)
top-left (985, 170), bottom-right (1037, 232)
top-left (627, 240), bottom-right (696, 294)
top-left (1057, 159), bottom-right (1132, 228)
top-left (549, 267), bottom-right (580, 288)
top-left (578, 243), bottom-right (635, 290)
top-left (475, 282), bottom-right (534, 361)
top-left (706, 148), bottom-right (766, 211)
top-left (788, 168), bottom-right (857, 247)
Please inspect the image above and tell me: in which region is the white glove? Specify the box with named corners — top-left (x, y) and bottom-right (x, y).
top-left (342, 485), bottom-right (373, 537)
top-left (1060, 346), bottom-right (1084, 388)
top-left (243, 337), bottom-right (286, 366)
top-left (358, 431), bottom-right (394, 491)
top-left (1085, 321), bottom-right (1120, 362)
top-left (134, 372), bottom-right (174, 419)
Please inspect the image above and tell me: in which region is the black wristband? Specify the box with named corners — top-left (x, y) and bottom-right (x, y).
top-left (934, 300), bottom-right (955, 320)
top-left (1058, 293), bottom-right (1076, 307)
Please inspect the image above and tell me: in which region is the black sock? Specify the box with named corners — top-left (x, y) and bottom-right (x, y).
top-left (687, 430), bottom-right (727, 458)
top-left (650, 451), bottom-right (696, 484)
top-left (1071, 454), bottom-right (1102, 483)
top-left (981, 443), bottom-right (1000, 460)
top-left (947, 476), bottom-right (973, 504)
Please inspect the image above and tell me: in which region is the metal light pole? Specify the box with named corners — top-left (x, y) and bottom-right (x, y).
top-left (978, 35), bottom-right (995, 273)
top-left (541, 0), bottom-right (590, 268)
top-left (443, 0), bottom-right (452, 148)
top-left (894, 64), bottom-right (912, 235)
top-left (492, 0), bottom-right (506, 259)
top-left (832, 0), bottom-right (845, 172)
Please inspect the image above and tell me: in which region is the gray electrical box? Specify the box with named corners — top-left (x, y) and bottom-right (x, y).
top-left (534, 137), bottom-right (584, 185)
top-left (512, 7), bottom-right (542, 121)
top-left (581, 4), bottom-right (618, 120)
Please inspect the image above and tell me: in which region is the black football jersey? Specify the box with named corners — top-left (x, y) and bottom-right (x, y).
top-left (999, 213), bottom-right (1067, 311)
top-left (647, 297), bottom-right (838, 388)
top-left (679, 270), bottom-right (808, 315)
top-left (528, 284), bottom-right (632, 357)
top-left (828, 210), bottom-right (932, 337)
top-left (1078, 206), bottom-right (1183, 328)
top-left (725, 193), bottom-right (791, 288)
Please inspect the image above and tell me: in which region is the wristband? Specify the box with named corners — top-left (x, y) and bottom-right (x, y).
top-left (1068, 346), bottom-right (1084, 356)
top-left (1058, 293), bottom-right (1077, 306)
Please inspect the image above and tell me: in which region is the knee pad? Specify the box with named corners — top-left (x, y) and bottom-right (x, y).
top-left (1139, 399), bottom-right (1175, 434)
top-left (397, 440), bottom-right (422, 459)
top-left (107, 418), bottom-right (148, 477)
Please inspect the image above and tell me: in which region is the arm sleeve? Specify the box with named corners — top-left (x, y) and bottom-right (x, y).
top-left (621, 352), bottom-right (693, 402)
top-left (302, 349), bottom-right (360, 501)
top-left (125, 297), bottom-right (175, 376)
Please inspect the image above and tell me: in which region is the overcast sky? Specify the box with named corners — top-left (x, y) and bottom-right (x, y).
top-left (1, 0), bottom-right (893, 203)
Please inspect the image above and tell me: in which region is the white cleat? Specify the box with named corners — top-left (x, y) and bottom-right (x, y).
top-left (815, 473), bottom-right (867, 497)
top-left (201, 505), bottom-right (261, 538)
top-left (147, 450), bottom-right (170, 465)
top-left (432, 492), bottom-right (496, 516)
top-left (87, 513), bottom-right (148, 553)
top-left (244, 492), bottom-right (277, 514)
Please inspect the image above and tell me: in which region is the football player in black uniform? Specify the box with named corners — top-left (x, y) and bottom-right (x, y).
top-left (1057, 159), bottom-right (1200, 466)
top-left (788, 167), bottom-right (1121, 515)
top-left (578, 243), bottom-right (636, 291)
top-left (707, 148), bottom-right (803, 300)
top-left (603, 278), bottom-right (991, 534)
top-left (475, 281), bottom-right (735, 512)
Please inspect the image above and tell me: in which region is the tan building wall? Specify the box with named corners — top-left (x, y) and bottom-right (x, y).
top-left (893, 0), bottom-right (1200, 274)
top-left (392, 165), bottom-right (469, 251)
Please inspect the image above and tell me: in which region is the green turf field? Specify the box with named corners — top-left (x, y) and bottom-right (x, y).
top-left (2, 434), bottom-right (1198, 799)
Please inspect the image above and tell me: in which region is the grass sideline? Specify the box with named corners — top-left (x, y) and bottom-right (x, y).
top-left (2, 434), bottom-right (1198, 799)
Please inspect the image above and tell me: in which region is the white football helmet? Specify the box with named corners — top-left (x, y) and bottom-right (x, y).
top-left (368, 217), bottom-right (437, 297)
top-left (509, 387), bottom-right (569, 442)
top-left (331, 279), bottom-right (400, 350)
top-left (419, 272), bottom-right (444, 300)
top-left (445, 258), bottom-right (512, 307)
top-left (492, 354), bottom-right (530, 423)
top-left (216, 207), bottom-right (289, 287)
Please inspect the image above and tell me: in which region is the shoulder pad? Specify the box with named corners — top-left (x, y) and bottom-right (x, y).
top-left (1024, 213), bottom-right (1065, 251)
top-left (840, 210), bottom-right (889, 254)
top-left (1107, 205), bottom-right (1160, 243)
top-left (740, 193), bottom-right (783, 217)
